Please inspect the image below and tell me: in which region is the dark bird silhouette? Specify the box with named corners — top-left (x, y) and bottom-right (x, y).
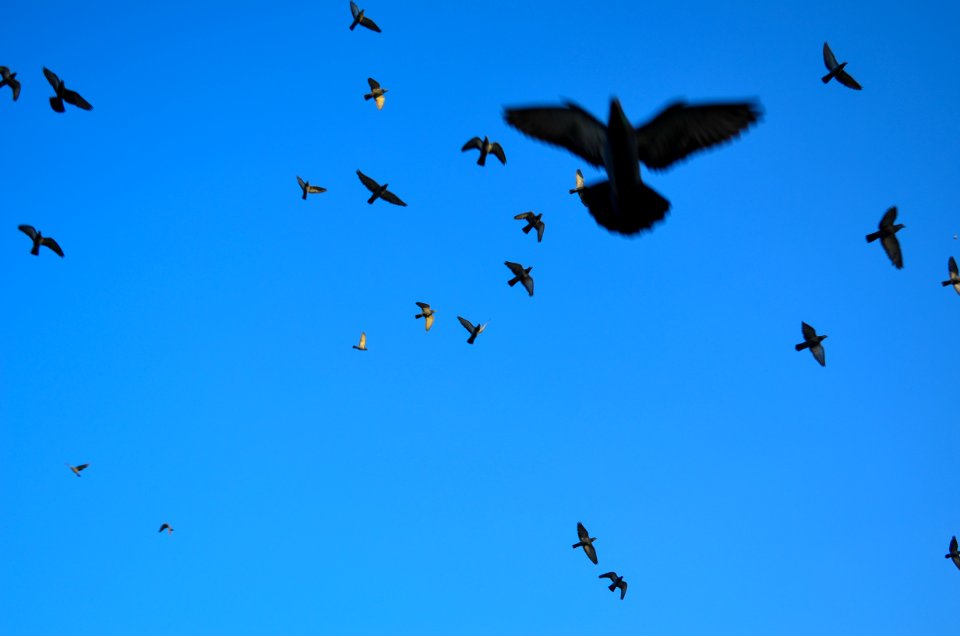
top-left (158, 523), bottom-right (174, 534)
top-left (461, 136), bottom-right (506, 166)
top-left (569, 168), bottom-right (587, 204)
top-left (572, 522), bottom-right (598, 564)
top-left (822, 42), bottom-right (862, 90)
top-left (356, 170), bottom-right (407, 206)
top-left (795, 321), bottom-right (827, 367)
top-left (599, 572), bottom-right (627, 599)
top-left (67, 463), bottom-right (89, 477)
top-left (353, 331), bottom-right (367, 351)
top-left (866, 206), bottom-right (905, 269)
top-left (349, 1), bottom-right (381, 32)
top-left (0, 66), bottom-right (21, 101)
top-left (18, 225), bottom-right (64, 257)
top-left (42, 67), bottom-right (92, 112)
top-left (946, 536), bottom-right (960, 570)
top-left (505, 260), bottom-right (534, 296)
top-left (415, 302), bottom-right (435, 331)
top-left (364, 78), bottom-right (388, 110)
top-left (514, 211), bottom-right (545, 242)
top-left (296, 176), bottom-right (326, 199)
top-left (504, 98), bottom-right (760, 235)
top-left (457, 316), bottom-right (486, 344)
top-left (942, 257), bottom-right (960, 295)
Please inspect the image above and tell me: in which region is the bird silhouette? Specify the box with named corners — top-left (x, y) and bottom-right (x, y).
top-left (599, 572), bottom-right (627, 599)
top-left (461, 136), bottom-right (506, 166)
top-left (822, 42), bottom-right (862, 90)
top-left (18, 225), bottom-right (64, 257)
top-left (942, 257), bottom-right (960, 295)
top-left (573, 522), bottom-right (598, 564)
top-left (66, 463), bottom-right (89, 477)
top-left (457, 316), bottom-right (486, 344)
top-left (158, 523), bottom-right (174, 534)
top-left (349, 1), bottom-right (381, 32)
top-left (946, 536), bottom-right (960, 570)
top-left (356, 170), bottom-right (407, 206)
top-left (415, 302), bottom-right (435, 331)
top-left (42, 67), bottom-right (92, 112)
top-left (0, 66), bottom-right (21, 101)
top-left (353, 332), bottom-right (368, 351)
top-left (514, 211), bottom-right (545, 242)
top-left (296, 176), bottom-right (326, 199)
top-left (505, 261), bottom-right (534, 296)
top-left (795, 321), bottom-right (827, 367)
top-left (866, 206), bottom-right (905, 269)
top-left (364, 78), bottom-right (388, 110)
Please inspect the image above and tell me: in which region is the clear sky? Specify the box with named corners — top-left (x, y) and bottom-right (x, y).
top-left (2, 1), bottom-right (959, 634)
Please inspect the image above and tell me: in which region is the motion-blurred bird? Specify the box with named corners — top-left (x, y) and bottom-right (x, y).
top-left (946, 536), bottom-right (960, 570)
top-left (159, 523), bottom-right (174, 534)
top-left (415, 302), bottom-right (435, 331)
top-left (822, 42), bottom-right (862, 90)
top-left (349, 1), bottom-right (381, 32)
top-left (795, 321), bottom-right (827, 367)
top-left (296, 176), bottom-right (327, 199)
top-left (43, 67), bottom-right (92, 112)
top-left (356, 170), bottom-right (407, 206)
top-left (353, 332), bottom-right (368, 351)
top-left (504, 98), bottom-right (760, 235)
top-left (364, 78), bottom-right (388, 110)
top-left (67, 463), bottom-right (89, 477)
top-left (505, 261), bottom-right (534, 297)
top-left (599, 572), bottom-right (627, 599)
top-left (457, 316), bottom-right (486, 345)
top-left (514, 211), bottom-right (545, 242)
top-left (461, 136), bottom-right (506, 166)
top-left (572, 522), bottom-right (598, 564)
top-left (866, 206), bottom-right (905, 269)
top-left (942, 257), bottom-right (960, 295)
top-left (0, 66), bottom-right (21, 101)
top-left (18, 225), bottom-right (64, 257)
top-left (569, 168), bottom-right (587, 204)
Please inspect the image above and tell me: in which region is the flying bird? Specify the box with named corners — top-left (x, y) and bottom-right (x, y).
top-left (942, 257), bottom-right (960, 295)
top-left (364, 78), bottom-right (388, 110)
top-left (599, 572), bottom-right (627, 599)
top-left (356, 170), bottom-right (407, 206)
top-left (18, 225), bottom-right (64, 257)
top-left (457, 316), bottom-right (486, 345)
top-left (42, 67), bottom-right (92, 112)
top-left (0, 66), bottom-right (21, 101)
top-left (572, 522), bottom-right (598, 564)
top-left (415, 302), bottom-right (435, 331)
top-left (158, 523), bottom-right (174, 534)
top-left (866, 206), bottom-right (905, 269)
top-left (505, 261), bottom-right (534, 297)
top-left (461, 136), bottom-right (506, 166)
top-left (296, 176), bottom-right (326, 199)
top-left (795, 321), bottom-right (827, 367)
top-left (504, 98), bottom-right (760, 235)
top-left (66, 463), bottom-right (89, 477)
top-left (353, 331), bottom-right (368, 351)
top-left (349, 1), bottom-right (381, 32)
top-left (946, 536), bottom-right (960, 571)
top-left (514, 211), bottom-right (545, 242)
top-left (570, 168), bottom-right (587, 204)
top-left (822, 42), bottom-right (862, 90)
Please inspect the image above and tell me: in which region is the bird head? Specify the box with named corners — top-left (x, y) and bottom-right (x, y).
top-left (894, 224), bottom-right (906, 232)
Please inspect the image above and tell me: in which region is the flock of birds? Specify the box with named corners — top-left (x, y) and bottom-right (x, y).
top-left (8, 3), bottom-right (960, 606)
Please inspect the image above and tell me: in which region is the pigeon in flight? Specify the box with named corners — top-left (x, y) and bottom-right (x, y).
top-left (822, 42), bottom-right (862, 90)
top-left (66, 463), bottom-right (89, 477)
top-left (158, 523), bottom-right (174, 534)
top-left (43, 67), bottom-right (92, 112)
top-left (942, 257), bottom-right (960, 295)
top-left (0, 66), bottom-right (21, 101)
top-left (866, 206), bottom-right (905, 269)
top-left (599, 572), bottom-right (627, 599)
top-left (415, 302), bottom-right (435, 331)
top-left (795, 321), bottom-right (827, 367)
top-left (353, 331), bottom-right (368, 351)
top-left (364, 78), bottom-right (388, 110)
top-left (457, 316), bottom-right (486, 345)
top-left (946, 536), bottom-right (960, 571)
top-left (504, 98), bottom-right (760, 235)
top-left (461, 136), bottom-right (506, 167)
top-left (356, 170), bottom-right (407, 206)
top-left (572, 522), bottom-right (598, 564)
top-left (505, 261), bottom-right (534, 297)
top-left (514, 211), bottom-right (545, 242)
top-left (349, 2), bottom-right (381, 32)
top-left (296, 176), bottom-right (326, 199)
top-left (18, 225), bottom-right (64, 257)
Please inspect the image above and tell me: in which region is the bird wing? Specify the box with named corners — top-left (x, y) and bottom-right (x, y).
top-left (458, 316), bottom-right (475, 333)
top-left (489, 142), bottom-right (507, 165)
top-left (375, 94), bottom-right (385, 110)
top-left (633, 101), bottom-right (761, 170)
top-left (41, 237), bottom-right (65, 257)
top-left (415, 302), bottom-right (430, 310)
top-left (535, 221), bottom-right (545, 243)
top-left (306, 185), bottom-right (327, 194)
top-left (0, 66), bottom-right (8, 78)
top-left (297, 175), bottom-right (306, 189)
top-left (810, 343), bottom-right (826, 367)
top-left (522, 276), bottom-right (534, 296)
top-left (75, 463), bottom-right (89, 472)
top-left (514, 212), bottom-right (534, 220)
top-left (618, 580), bottom-right (627, 599)
top-left (360, 16), bottom-right (381, 32)
top-left (822, 42), bottom-right (839, 71)
top-left (599, 572), bottom-right (617, 581)
top-left (461, 137), bottom-right (483, 151)
top-left (18, 224), bottom-right (38, 240)
top-left (42, 66), bottom-right (60, 89)
top-left (801, 321), bottom-right (816, 340)
top-left (880, 206), bottom-right (898, 229)
top-left (834, 69), bottom-right (862, 90)
top-left (951, 536), bottom-right (958, 553)
top-left (158, 523), bottom-right (170, 532)
top-left (576, 522), bottom-right (589, 541)
top-left (504, 261), bottom-right (524, 276)
top-left (503, 103), bottom-right (608, 167)
top-left (583, 543), bottom-right (598, 564)
top-left (8, 77), bottom-right (21, 101)
top-left (949, 256), bottom-right (958, 278)
top-left (62, 89), bottom-right (92, 110)
top-left (881, 234), bottom-right (903, 269)
top-left (424, 313), bottom-right (434, 331)
top-left (350, 1), bottom-right (360, 18)
top-left (379, 189), bottom-right (407, 206)
top-left (367, 77), bottom-right (380, 90)
top-left (358, 332), bottom-right (366, 348)
top-left (356, 170), bottom-right (380, 192)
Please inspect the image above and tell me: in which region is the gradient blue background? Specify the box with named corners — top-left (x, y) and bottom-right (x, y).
top-left (2, 1), bottom-right (959, 633)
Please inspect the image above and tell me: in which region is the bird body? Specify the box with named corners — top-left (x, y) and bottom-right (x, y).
top-left (572, 521), bottom-right (598, 564)
top-left (0, 66), bottom-right (21, 101)
top-left (159, 523), bottom-right (174, 534)
top-left (795, 321), bottom-right (827, 367)
top-left (514, 211), bottom-right (545, 242)
top-left (414, 302), bottom-right (435, 331)
top-left (461, 136), bottom-right (506, 166)
top-left (43, 67), bottom-right (92, 112)
top-left (946, 536), bottom-right (960, 570)
top-left (942, 257), bottom-right (960, 295)
top-left (353, 331), bottom-right (368, 351)
top-left (599, 572), bottom-right (627, 599)
top-left (297, 176), bottom-right (326, 199)
top-left (866, 206), bottom-right (905, 269)
top-left (18, 225), bottom-right (64, 257)
top-left (349, 2), bottom-right (381, 32)
top-left (356, 170), bottom-right (407, 206)
top-left (457, 316), bottom-right (486, 344)
top-left (364, 78), bottom-right (388, 110)
top-left (822, 42), bottom-right (862, 90)
top-left (505, 260), bottom-right (534, 296)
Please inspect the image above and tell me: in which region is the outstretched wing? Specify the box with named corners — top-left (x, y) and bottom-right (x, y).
top-left (489, 142), bottom-right (506, 164)
top-left (367, 77), bottom-right (380, 90)
top-left (810, 343), bottom-right (826, 367)
top-left (503, 103), bottom-right (608, 167)
top-left (801, 321), bottom-right (816, 341)
top-left (504, 261), bottom-right (524, 276)
top-left (424, 314), bottom-right (434, 331)
top-left (576, 522), bottom-right (589, 542)
top-left (360, 16), bottom-right (381, 32)
top-left (822, 42), bottom-right (839, 71)
top-left (306, 185), bottom-right (326, 194)
top-left (881, 234), bottom-right (903, 269)
top-left (350, 1), bottom-right (360, 18)
top-left (356, 170), bottom-right (380, 192)
top-left (950, 256), bottom-right (959, 279)
top-left (42, 66), bottom-right (60, 90)
top-left (457, 316), bottom-right (475, 333)
top-left (380, 189), bottom-right (407, 207)
top-left (535, 221), bottom-right (544, 243)
top-left (514, 211), bottom-right (534, 221)
top-left (62, 89), bottom-right (92, 110)
top-left (415, 302), bottom-right (430, 310)
top-left (834, 69), bottom-right (862, 90)
top-left (599, 572), bottom-right (617, 581)
top-left (618, 580), bottom-right (627, 599)
top-left (461, 137), bottom-right (483, 152)
top-left (879, 206), bottom-right (898, 229)
top-left (41, 237), bottom-right (65, 257)
top-left (297, 176), bottom-right (306, 189)
top-left (18, 224), bottom-right (38, 240)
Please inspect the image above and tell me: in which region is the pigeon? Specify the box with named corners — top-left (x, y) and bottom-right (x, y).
top-left (66, 463), bottom-right (89, 477)
top-left (504, 98), bottom-right (760, 235)
top-left (364, 78), bottom-right (388, 110)
top-left (296, 176), bottom-right (327, 199)
top-left (158, 523), bottom-right (174, 534)
top-left (599, 572), bottom-right (627, 600)
top-left (569, 168), bottom-right (587, 204)
top-left (457, 316), bottom-right (486, 345)
top-left (356, 170), bottom-right (407, 206)
top-left (353, 331), bottom-right (368, 351)
top-left (42, 67), bottom-right (92, 112)
top-left (505, 261), bottom-right (534, 297)
top-left (866, 206), bottom-right (905, 269)
top-left (946, 536), bottom-right (960, 571)
top-left (572, 521), bottom-right (598, 564)
top-left (415, 302), bottom-right (435, 331)
top-left (514, 211), bottom-right (545, 242)
top-left (461, 136), bottom-right (506, 166)
top-left (795, 321), bottom-right (827, 367)
top-left (0, 66), bottom-right (21, 101)
top-left (942, 257), bottom-right (960, 295)
top-left (822, 42), bottom-right (862, 90)
top-left (349, 1), bottom-right (381, 32)
top-left (18, 225), bottom-right (64, 257)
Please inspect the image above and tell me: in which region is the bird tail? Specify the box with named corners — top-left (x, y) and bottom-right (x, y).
top-left (581, 179), bottom-right (670, 235)
top-left (569, 187), bottom-right (580, 194)
top-left (49, 96), bottom-right (65, 112)
top-left (572, 542), bottom-right (584, 549)
top-left (467, 333), bottom-right (476, 344)
top-left (865, 231), bottom-right (881, 243)
top-left (794, 342), bottom-right (809, 351)
top-left (367, 194), bottom-right (377, 204)
top-left (508, 276), bottom-right (519, 287)
top-left (821, 72), bottom-right (834, 84)
top-left (608, 583), bottom-right (617, 592)
top-left (415, 313), bottom-right (424, 319)
top-left (349, 19), bottom-right (359, 30)
top-left (30, 244), bottom-right (40, 256)
top-left (477, 151), bottom-right (486, 167)
top-left (942, 280), bottom-right (953, 287)
top-left (521, 225), bottom-right (532, 234)
top-left (364, 93), bottom-right (373, 100)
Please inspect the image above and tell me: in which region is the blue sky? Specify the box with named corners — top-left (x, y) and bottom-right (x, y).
top-left (2, 0), bottom-right (959, 633)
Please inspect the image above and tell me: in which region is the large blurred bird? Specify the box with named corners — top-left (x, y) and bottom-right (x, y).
top-left (461, 136), bottom-right (506, 166)
top-left (18, 225), bottom-right (64, 257)
top-left (0, 66), bottom-right (21, 101)
top-left (349, 2), bottom-right (381, 32)
top-left (866, 206), bottom-right (904, 269)
top-left (43, 67), bottom-right (92, 112)
top-left (822, 42), bottom-right (862, 90)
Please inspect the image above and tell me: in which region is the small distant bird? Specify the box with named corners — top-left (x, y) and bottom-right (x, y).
top-left (353, 331), bottom-right (368, 351)
top-left (415, 302), bottom-right (435, 331)
top-left (356, 170), bottom-right (407, 206)
top-left (514, 211), bottom-right (545, 242)
top-left (795, 321), bottom-right (827, 367)
top-left (461, 136), bottom-right (506, 166)
top-left (866, 206), bottom-right (905, 269)
top-left (822, 42), bottom-right (862, 90)
top-left (0, 66), bottom-right (21, 101)
top-left (570, 169), bottom-right (587, 204)
top-left (572, 521), bottom-right (598, 564)
top-left (364, 78), bottom-right (388, 110)
top-left (42, 67), bottom-right (92, 112)
top-left (505, 261), bottom-right (534, 297)
top-left (66, 463), bottom-right (89, 477)
top-left (18, 225), bottom-right (64, 257)
top-left (946, 536), bottom-right (960, 570)
top-left (296, 176), bottom-right (326, 199)
top-left (599, 572), bottom-right (627, 599)
top-left (457, 316), bottom-right (486, 345)
top-left (943, 257), bottom-right (960, 295)
top-left (158, 523), bottom-right (174, 534)
top-left (349, 1), bottom-right (381, 32)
